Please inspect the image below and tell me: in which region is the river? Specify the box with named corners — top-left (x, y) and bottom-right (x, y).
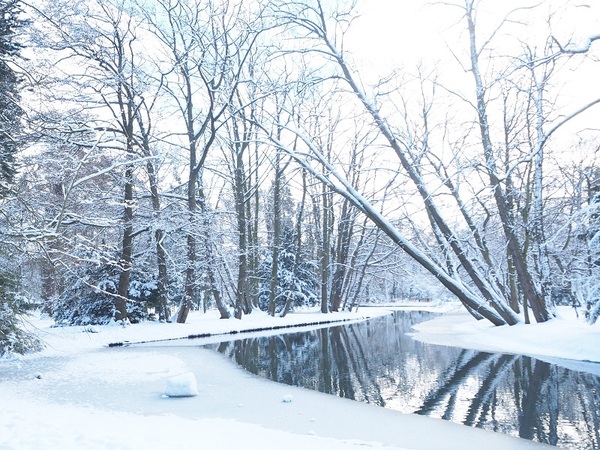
top-left (209, 311), bottom-right (600, 449)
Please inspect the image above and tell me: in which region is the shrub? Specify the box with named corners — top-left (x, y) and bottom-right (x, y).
top-left (52, 262), bottom-right (158, 326)
top-left (0, 271), bottom-right (42, 356)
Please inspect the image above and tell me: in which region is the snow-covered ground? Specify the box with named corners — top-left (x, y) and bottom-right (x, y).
top-left (2, 305), bottom-right (597, 450)
top-left (408, 304), bottom-right (600, 375)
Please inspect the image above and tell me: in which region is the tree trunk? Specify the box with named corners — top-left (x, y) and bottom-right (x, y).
top-left (248, 161), bottom-right (260, 309)
top-left (235, 154), bottom-right (250, 319)
top-left (330, 197), bottom-right (354, 311)
top-left (199, 185), bottom-right (231, 319)
top-left (464, 2), bottom-right (549, 322)
top-left (281, 169), bottom-right (307, 317)
top-left (116, 165), bottom-right (134, 321)
top-left (321, 180), bottom-right (331, 314)
top-left (145, 160), bottom-right (170, 321)
top-left (268, 152), bottom-right (282, 317)
top-left (178, 169), bottom-right (198, 324)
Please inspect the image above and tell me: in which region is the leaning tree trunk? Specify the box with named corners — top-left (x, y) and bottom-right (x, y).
top-left (265, 126), bottom-right (512, 326)
top-left (303, 14), bottom-right (519, 325)
top-left (465, 2), bottom-right (549, 322)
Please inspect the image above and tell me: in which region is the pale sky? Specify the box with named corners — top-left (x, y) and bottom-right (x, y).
top-left (344, 0), bottom-right (600, 123)
top-left (349, 0), bottom-right (600, 68)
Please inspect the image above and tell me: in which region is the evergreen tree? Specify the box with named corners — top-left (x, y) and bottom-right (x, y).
top-left (258, 228), bottom-right (319, 314)
top-left (0, 0), bottom-right (23, 195)
top-left (0, 271), bottom-right (41, 356)
top-left (52, 256), bottom-right (159, 326)
top-left (586, 170), bottom-right (600, 324)
top-left (0, 0), bottom-right (40, 355)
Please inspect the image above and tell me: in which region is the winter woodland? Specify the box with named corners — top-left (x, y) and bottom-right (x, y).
top-left (1, 0), bottom-right (599, 355)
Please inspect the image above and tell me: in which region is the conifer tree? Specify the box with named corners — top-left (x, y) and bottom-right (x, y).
top-left (0, 0), bottom-right (23, 195)
top-left (0, 0), bottom-right (39, 355)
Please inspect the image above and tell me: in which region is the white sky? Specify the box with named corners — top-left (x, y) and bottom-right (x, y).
top-left (349, 0), bottom-right (600, 63)
top-left (342, 0), bottom-right (600, 141)
top-left (348, 0), bottom-right (448, 68)
top-left (346, 0), bottom-right (600, 83)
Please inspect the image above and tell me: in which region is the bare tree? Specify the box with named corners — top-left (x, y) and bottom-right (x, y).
top-left (270, 0), bottom-right (519, 325)
top-left (266, 0), bottom-right (600, 325)
top-left (31, 0), bottom-right (175, 321)
top-left (146, 0), bottom-right (266, 321)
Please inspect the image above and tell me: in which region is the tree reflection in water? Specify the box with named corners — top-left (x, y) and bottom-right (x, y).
top-left (210, 311), bottom-right (600, 449)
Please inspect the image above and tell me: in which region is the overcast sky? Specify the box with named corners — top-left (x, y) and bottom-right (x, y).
top-left (342, 0), bottom-right (600, 124)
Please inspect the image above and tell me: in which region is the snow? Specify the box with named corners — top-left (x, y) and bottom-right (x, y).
top-left (164, 372), bottom-right (198, 397)
top-left (409, 304), bottom-right (600, 373)
top-left (2, 305), bottom-right (596, 450)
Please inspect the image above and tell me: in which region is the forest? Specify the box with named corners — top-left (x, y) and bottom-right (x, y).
top-left (0, 0), bottom-right (599, 355)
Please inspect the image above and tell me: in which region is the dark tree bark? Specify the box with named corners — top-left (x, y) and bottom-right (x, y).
top-left (330, 196), bottom-right (354, 312)
top-left (320, 179), bottom-right (332, 314)
top-left (268, 151), bottom-right (282, 317)
top-left (115, 165), bottom-right (134, 321)
top-left (234, 146), bottom-right (250, 318)
top-left (281, 169), bottom-right (307, 317)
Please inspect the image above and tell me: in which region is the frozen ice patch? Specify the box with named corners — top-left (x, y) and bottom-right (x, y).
top-left (164, 372), bottom-right (198, 397)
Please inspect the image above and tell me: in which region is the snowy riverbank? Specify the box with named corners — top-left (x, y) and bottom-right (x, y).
top-left (408, 304), bottom-right (600, 374)
top-left (3, 306), bottom-right (597, 449)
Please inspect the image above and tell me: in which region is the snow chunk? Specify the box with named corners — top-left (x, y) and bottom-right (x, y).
top-left (164, 372), bottom-right (198, 397)
top-left (282, 394), bottom-right (293, 403)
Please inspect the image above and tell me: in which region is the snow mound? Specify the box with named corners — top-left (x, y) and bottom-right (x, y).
top-left (282, 394), bottom-right (293, 403)
top-left (164, 372), bottom-right (198, 397)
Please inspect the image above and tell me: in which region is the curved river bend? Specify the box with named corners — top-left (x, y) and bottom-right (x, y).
top-left (208, 311), bottom-right (600, 450)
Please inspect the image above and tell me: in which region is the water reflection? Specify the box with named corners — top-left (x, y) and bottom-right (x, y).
top-left (210, 311), bottom-right (600, 449)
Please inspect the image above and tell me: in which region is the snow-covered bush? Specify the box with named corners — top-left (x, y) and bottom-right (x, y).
top-left (0, 271), bottom-right (42, 356)
top-left (585, 229), bottom-right (600, 324)
top-left (52, 261), bottom-right (159, 326)
top-left (583, 181), bottom-right (600, 324)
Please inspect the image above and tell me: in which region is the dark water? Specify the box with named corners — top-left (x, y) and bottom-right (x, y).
top-left (209, 311), bottom-right (600, 449)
